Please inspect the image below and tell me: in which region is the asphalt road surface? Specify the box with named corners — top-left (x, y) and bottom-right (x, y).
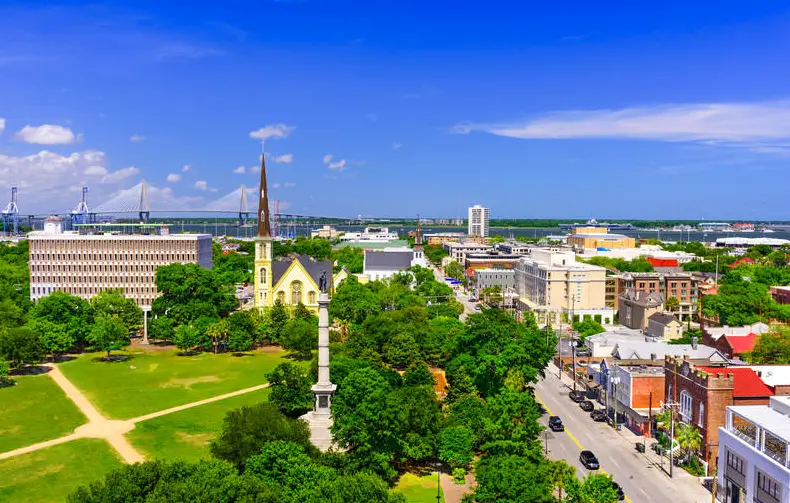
top-left (536, 367), bottom-right (711, 503)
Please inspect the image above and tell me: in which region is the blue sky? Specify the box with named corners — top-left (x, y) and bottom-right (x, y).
top-left (1, 1), bottom-right (789, 220)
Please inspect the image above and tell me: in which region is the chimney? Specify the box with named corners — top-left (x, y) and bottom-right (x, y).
top-left (691, 336), bottom-right (698, 350)
top-left (650, 353), bottom-right (657, 361)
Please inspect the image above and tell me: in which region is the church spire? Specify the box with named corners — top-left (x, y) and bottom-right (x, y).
top-left (257, 142), bottom-right (271, 238)
top-left (415, 214), bottom-right (423, 250)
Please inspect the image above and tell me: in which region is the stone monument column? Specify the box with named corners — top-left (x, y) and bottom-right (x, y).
top-left (300, 289), bottom-right (337, 451)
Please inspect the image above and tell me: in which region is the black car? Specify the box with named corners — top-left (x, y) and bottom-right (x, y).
top-left (612, 482), bottom-right (625, 500)
top-left (568, 391), bottom-right (586, 402)
top-left (590, 409), bottom-right (607, 422)
top-left (579, 400), bottom-right (594, 412)
top-left (548, 416), bottom-right (565, 432)
top-left (579, 450), bottom-right (599, 470)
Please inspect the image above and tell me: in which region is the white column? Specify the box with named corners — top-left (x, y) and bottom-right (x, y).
top-left (317, 293), bottom-right (330, 385)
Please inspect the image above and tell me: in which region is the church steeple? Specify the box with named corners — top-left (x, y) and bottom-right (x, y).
top-left (257, 144), bottom-right (271, 238)
top-left (415, 215), bottom-right (423, 251)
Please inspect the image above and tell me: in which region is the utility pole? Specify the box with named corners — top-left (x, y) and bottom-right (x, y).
top-left (612, 361), bottom-right (619, 430)
top-left (570, 290), bottom-right (577, 393)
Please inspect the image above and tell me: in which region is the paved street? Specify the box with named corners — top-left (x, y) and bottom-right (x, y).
top-left (536, 366), bottom-right (712, 503)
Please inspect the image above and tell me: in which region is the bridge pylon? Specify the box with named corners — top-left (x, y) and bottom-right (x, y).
top-left (238, 184), bottom-right (250, 226)
top-left (139, 179), bottom-right (150, 223)
top-left (2, 186), bottom-right (20, 236)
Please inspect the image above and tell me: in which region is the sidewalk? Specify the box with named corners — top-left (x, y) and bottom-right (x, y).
top-left (545, 362), bottom-right (711, 500)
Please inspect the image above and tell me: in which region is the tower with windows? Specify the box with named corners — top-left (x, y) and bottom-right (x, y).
top-left (254, 146), bottom-right (273, 310)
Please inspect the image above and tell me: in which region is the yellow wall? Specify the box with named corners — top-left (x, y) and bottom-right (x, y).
top-left (568, 235), bottom-right (636, 249)
top-left (272, 260), bottom-right (321, 313)
top-left (570, 226), bottom-right (609, 235)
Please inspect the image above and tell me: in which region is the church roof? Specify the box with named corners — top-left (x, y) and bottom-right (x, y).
top-left (364, 250), bottom-right (414, 271)
top-left (273, 254), bottom-right (332, 288)
top-left (257, 146), bottom-right (271, 238)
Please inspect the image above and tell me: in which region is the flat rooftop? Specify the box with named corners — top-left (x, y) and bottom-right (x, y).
top-left (729, 404), bottom-right (790, 443)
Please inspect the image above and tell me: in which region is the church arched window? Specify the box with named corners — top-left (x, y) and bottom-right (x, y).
top-left (291, 281), bottom-right (303, 305)
top-left (308, 291), bottom-right (316, 304)
top-left (259, 267), bottom-right (267, 285)
top-left (277, 291), bottom-right (285, 303)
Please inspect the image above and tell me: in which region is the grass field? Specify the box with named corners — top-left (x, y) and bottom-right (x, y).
top-left (127, 387), bottom-right (271, 462)
top-left (58, 347), bottom-right (290, 419)
top-left (0, 439), bottom-right (124, 503)
top-left (394, 472), bottom-right (445, 503)
top-left (0, 374), bottom-right (86, 453)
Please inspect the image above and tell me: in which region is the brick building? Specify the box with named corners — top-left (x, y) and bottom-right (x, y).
top-left (609, 363), bottom-right (665, 436)
top-left (771, 286), bottom-right (790, 305)
top-left (715, 333), bottom-right (759, 360)
top-left (664, 356), bottom-right (775, 468)
top-left (614, 272), bottom-right (699, 320)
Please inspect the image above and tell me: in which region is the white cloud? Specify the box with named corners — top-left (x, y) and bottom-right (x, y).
top-left (102, 166), bottom-right (139, 183)
top-left (392, 142), bottom-right (402, 150)
top-left (273, 153), bottom-right (293, 164)
top-left (129, 134), bottom-right (147, 142)
top-left (249, 123), bottom-right (296, 141)
top-left (0, 118), bottom-right (5, 134)
top-left (194, 180), bottom-right (208, 191)
top-left (284, 181), bottom-right (297, 188)
top-left (272, 182), bottom-right (281, 189)
top-left (95, 182), bottom-right (205, 212)
top-left (454, 101), bottom-right (790, 148)
top-left (233, 166), bottom-right (246, 174)
top-left (182, 164), bottom-right (191, 172)
top-left (323, 154), bottom-right (333, 163)
top-left (250, 165), bottom-right (261, 174)
top-left (83, 165), bottom-right (108, 176)
top-left (16, 124), bottom-right (77, 145)
top-left (328, 159), bottom-right (347, 171)
top-left (166, 173), bottom-right (181, 183)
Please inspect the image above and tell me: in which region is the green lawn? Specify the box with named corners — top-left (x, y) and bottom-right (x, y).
top-left (0, 374), bottom-right (86, 453)
top-left (394, 472), bottom-right (445, 503)
top-left (58, 347), bottom-right (290, 419)
top-left (127, 387), bottom-right (271, 462)
top-left (0, 439), bottom-right (124, 503)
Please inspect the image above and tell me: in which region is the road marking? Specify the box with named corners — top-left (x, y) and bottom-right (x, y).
top-left (536, 395), bottom-right (633, 503)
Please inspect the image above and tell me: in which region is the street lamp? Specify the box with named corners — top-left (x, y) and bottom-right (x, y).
top-left (436, 461), bottom-right (441, 503)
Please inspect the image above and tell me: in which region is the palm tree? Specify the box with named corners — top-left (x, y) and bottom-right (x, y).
top-left (206, 319), bottom-right (230, 354)
top-left (546, 460), bottom-right (576, 501)
top-left (676, 423), bottom-right (702, 462)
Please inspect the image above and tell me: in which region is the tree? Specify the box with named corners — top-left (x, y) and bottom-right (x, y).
top-left (438, 426), bottom-right (473, 469)
top-left (565, 473), bottom-right (619, 503)
top-left (31, 319), bottom-right (74, 361)
top-left (676, 423), bottom-right (702, 461)
top-left (573, 318), bottom-right (605, 341)
top-left (266, 362), bottom-right (314, 417)
top-left (546, 460), bottom-right (576, 501)
top-left (393, 385), bottom-right (441, 463)
top-left (470, 454), bottom-right (555, 503)
top-left (227, 311), bottom-right (256, 352)
top-left (172, 324), bottom-right (203, 353)
top-left (205, 319), bottom-right (230, 354)
top-left (210, 402), bottom-right (312, 469)
top-left (28, 292), bottom-right (93, 345)
top-left (245, 440), bottom-right (332, 495)
top-left (329, 277), bottom-right (381, 325)
top-left (91, 290), bottom-right (143, 336)
top-left (267, 300), bottom-right (290, 342)
top-left (424, 244), bottom-right (449, 265)
top-left (0, 359), bottom-right (9, 384)
top-left (291, 303), bottom-right (314, 322)
top-left (148, 316), bottom-right (175, 342)
top-left (480, 386), bottom-right (542, 454)
top-left (665, 296), bottom-right (680, 312)
top-left (748, 328), bottom-right (790, 364)
top-left (482, 285), bottom-right (503, 306)
top-left (384, 332), bottom-right (418, 368)
top-left (331, 246), bottom-right (364, 274)
top-left (403, 361), bottom-right (435, 387)
top-left (280, 319), bottom-right (317, 359)
top-left (445, 261), bottom-right (465, 282)
top-left (87, 315), bottom-right (129, 360)
top-left (331, 367), bottom-right (400, 479)
top-left (152, 263), bottom-right (237, 326)
top-left (0, 327), bottom-right (44, 368)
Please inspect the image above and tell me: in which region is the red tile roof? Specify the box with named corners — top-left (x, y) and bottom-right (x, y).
top-left (697, 366), bottom-right (774, 397)
top-left (729, 257), bottom-right (755, 268)
top-left (465, 268), bottom-right (476, 277)
top-left (724, 333), bottom-right (758, 355)
top-left (646, 257), bottom-right (679, 267)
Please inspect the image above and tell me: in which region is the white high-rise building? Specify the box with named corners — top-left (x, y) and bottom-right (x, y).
top-left (468, 204), bottom-right (490, 237)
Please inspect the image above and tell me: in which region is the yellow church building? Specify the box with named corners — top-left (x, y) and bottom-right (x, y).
top-left (253, 148), bottom-right (333, 313)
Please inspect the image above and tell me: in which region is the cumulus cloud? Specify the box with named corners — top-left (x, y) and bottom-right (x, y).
top-left (322, 153), bottom-right (348, 171)
top-left (250, 165), bottom-right (261, 174)
top-left (16, 124), bottom-right (77, 145)
top-left (102, 166), bottom-right (140, 183)
top-left (273, 153), bottom-right (293, 164)
top-left (129, 134), bottom-right (147, 142)
top-left (182, 164), bottom-right (191, 172)
top-left (323, 154), bottom-right (333, 164)
top-left (452, 101), bottom-right (790, 152)
top-left (83, 165), bottom-right (108, 176)
top-left (233, 166), bottom-right (246, 174)
top-left (166, 173), bottom-right (181, 183)
top-left (249, 123), bottom-right (296, 141)
top-left (194, 180), bottom-right (208, 190)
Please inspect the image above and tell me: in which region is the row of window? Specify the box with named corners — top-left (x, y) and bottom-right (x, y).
top-left (726, 449), bottom-right (782, 500)
top-left (30, 253), bottom-right (197, 262)
top-left (32, 275), bottom-right (154, 284)
top-left (679, 390), bottom-right (705, 427)
top-left (31, 264), bottom-right (172, 273)
top-left (31, 239), bottom-right (198, 252)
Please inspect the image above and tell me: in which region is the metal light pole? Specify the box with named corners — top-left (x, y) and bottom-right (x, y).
top-left (436, 461), bottom-right (442, 502)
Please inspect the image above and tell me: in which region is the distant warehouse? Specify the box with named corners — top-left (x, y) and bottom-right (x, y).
top-left (28, 217), bottom-right (212, 308)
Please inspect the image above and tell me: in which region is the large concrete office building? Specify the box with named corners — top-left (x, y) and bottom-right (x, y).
top-left (28, 218), bottom-right (212, 308)
top-left (467, 204), bottom-right (490, 237)
top-left (514, 247), bottom-right (613, 325)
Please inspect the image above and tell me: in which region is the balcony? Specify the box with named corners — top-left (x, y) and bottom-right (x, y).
top-left (727, 408), bottom-right (790, 468)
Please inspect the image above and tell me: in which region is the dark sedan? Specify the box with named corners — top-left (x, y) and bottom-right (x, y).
top-left (568, 391), bottom-right (586, 402)
top-left (579, 450), bottom-right (600, 470)
top-left (590, 409), bottom-right (607, 422)
top-left (548, 416), bottom-right (565, 432)
top-left (579, 400), bottom-right (594, 412)
top-left (612, 482), bottom-right (625, 500)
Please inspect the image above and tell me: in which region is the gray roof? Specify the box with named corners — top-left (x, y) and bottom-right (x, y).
top-left (648, 312), bottom-right (680, 326)
top-left (364, 250), bottom-right (414, 271)
top-left (273, 254), bottom-right (332, 288)
top-left (620, 288), bottom-right (664, 307)
top-left (612, 341), bottom-right (727, 362)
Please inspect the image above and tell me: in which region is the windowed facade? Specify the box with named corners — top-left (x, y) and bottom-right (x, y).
top-left (308, 291), bottom-right (316, 304)
top-left (680, 390), bottom-right (693, 423)
top-left (291, 281), bottom-right (303, 305)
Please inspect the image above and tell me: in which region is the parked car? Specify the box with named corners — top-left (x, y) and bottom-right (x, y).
top-left (548, 416), bottom-right (565, 432)
top-left (579, 450), bottom-right (600, 470)
top-left (579, 400), bottom-right (594, 412)
top-left (590, 409), bottom-right (607, 422)
top-left (568, 391), bottom-right (586, 402)
top-left (611, 482), bottom-right (625, 500)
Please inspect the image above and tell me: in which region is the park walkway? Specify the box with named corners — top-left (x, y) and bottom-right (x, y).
top-left (0, 364), bottom-right (270, 464)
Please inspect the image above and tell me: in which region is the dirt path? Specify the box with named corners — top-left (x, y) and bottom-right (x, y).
top-left (440, 471), bottom-right (475, 503)
top-left (0, 366), bottom-right (270, 464)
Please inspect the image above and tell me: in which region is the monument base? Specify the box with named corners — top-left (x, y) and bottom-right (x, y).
top-left (299, 410), bottom-right (337, 452)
